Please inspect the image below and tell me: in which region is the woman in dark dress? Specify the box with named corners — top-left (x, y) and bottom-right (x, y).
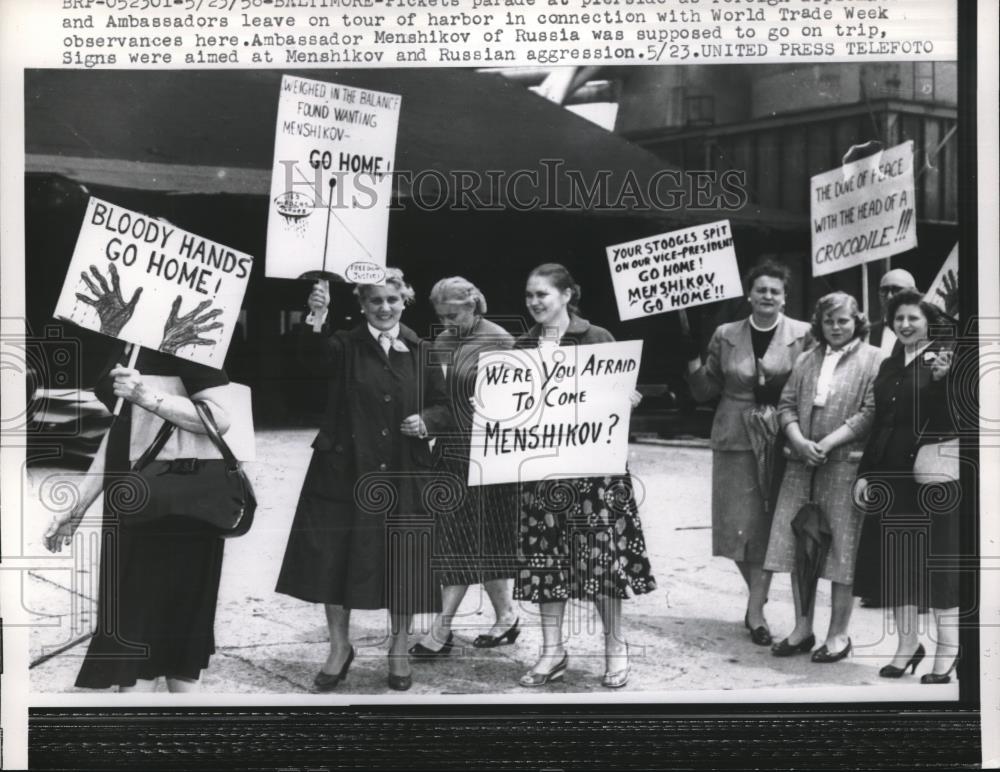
top-left (44, 346), bottom-right (231, 692)
top-left (408, 277), bottom-right (520, 659)
top-left (513, 263), bottom-right (656, 689)
top-left (853, 290), bottom-right (961, 682)
top-left (275, 269), bottom-right (452, 692)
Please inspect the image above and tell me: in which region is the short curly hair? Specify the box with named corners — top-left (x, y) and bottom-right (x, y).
top-left (744, 260), bottom-right (791, 293)
top-left (810, 291), bottom-right (869, 343)
top-left (886, 289), bottom-right (951, 339)
top-left (353, 267), bottom-right (416, 306)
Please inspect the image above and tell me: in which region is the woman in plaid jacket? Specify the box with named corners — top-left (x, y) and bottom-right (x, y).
top-left (764, 292), bottom-right (883, 662)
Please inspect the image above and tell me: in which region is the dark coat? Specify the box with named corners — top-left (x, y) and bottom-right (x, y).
top-left (426, 316), bottom-right (515, 444)
top-left (858, 340), bottom-right (957, 483)
top-left (513, 314), bottom-right (615, 349)
top-left (853, 341), bottom-right (961, 608)
top-left (275, 321), bottom-right (452, 611)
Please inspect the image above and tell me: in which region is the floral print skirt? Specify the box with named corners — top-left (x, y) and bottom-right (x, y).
top-left (513, 474), bottom-right (657, 603)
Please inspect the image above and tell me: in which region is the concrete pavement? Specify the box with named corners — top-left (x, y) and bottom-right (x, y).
top-left (24, 431), bottom-right (958, 698)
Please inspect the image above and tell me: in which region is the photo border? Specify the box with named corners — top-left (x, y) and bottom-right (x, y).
top-left (7, 0), bottom-right (994, 767)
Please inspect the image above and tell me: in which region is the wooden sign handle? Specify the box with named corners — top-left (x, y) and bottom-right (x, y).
top-left (111, 343), bottom-right (140, 417)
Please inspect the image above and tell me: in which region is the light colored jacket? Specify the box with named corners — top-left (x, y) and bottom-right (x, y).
top-left (687, 315), bottom-right (813, 450)
top-left (777, 341), bottom-right (884, 462)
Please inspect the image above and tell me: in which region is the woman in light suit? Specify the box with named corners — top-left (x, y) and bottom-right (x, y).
top-left (685, 261), bottom-right (813, 646)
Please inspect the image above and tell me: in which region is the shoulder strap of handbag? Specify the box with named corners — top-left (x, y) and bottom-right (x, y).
top-left (132, 419), bottom-right (176, 472)
top-left (130, 402), bottom-right (239, 471)
top-left (192, 401), bottom-right (240, 470)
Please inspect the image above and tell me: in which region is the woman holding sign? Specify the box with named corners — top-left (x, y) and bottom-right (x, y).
top-left (685, 261), bottom-right (813, 647)
top-left (43, 346), bottom-right (231, 692)
top-left (513, 263), bottom-right (655, 689)
top-left (275, 269), bottom-right (452, 692)
top-left (408, 277), bottom-right (520, 659)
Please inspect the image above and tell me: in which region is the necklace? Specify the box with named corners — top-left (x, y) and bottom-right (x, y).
top-left (749, 314), bottom-right (781, 332)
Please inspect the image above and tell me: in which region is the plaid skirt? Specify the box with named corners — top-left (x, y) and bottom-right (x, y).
top-left (764, 458), bottom-right (864, 585)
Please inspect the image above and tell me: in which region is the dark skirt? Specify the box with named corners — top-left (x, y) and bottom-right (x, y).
top-left (513, 474), bottom-right (657, 603)
top-left (434, 455), bottom-right (518, 587)
top-left (276, 452), bottom-right (441, 615)
top-left (75, 516), bottom-right (224, 689)
top-left (853, 479), bottom-right (961, 610)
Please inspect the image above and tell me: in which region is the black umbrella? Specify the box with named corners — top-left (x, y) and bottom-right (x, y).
top-left (791, 468), bottom-right (832, 617)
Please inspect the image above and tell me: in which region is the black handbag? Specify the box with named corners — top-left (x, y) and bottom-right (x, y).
top-left (128, 401), bottom-right (256, 537)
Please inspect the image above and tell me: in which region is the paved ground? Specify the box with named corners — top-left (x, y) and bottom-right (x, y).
top-left (24, 430), bottom-right (957, 699)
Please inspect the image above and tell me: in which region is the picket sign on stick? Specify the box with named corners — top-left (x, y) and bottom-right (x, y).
top-left (265, 74), bottom-right (401, 285)
top-left (468, 340), bottom-right (643, 486)
top-left (54, 197), bottom-right (252, 369)
top-left (810, 140), bottom-right (917, 277)
top-left (110, 343), bottom-right (140, 418)
top-left (311, 284), bottom-right (326, 333)
top-left (606, 221), bottom-right (742, 321)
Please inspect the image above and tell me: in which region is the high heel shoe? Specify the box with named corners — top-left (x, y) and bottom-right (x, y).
top-left (313, 646), bottom-right (355, 692)
top-left (473, 619), bottom-right (520, 649)
top-left (745, 612), bottom-right (773, 647)
top-left (387, 654), bottom-right (412, 691)
top-left (408, 632), bottom-right (454, 661)
top-left (879, 644), bottom-right (925, 678)
top-left (921, 655), bottom-right (959, 684)
top-left (519, 653), bottom-right (568, 687)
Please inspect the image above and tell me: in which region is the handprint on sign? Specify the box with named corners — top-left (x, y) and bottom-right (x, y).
top-left (935, 268), bottom-right (959, 318)
top-left (159, 296), bottom-right (224, 356)
top-left (75, 263), bottom-right (142, 337)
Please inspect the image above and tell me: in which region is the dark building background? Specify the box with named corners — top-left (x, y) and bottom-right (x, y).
top-left (24, 64), bottom-right (958, 436)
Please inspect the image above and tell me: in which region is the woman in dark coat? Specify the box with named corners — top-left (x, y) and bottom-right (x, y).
top-left (408, 277), bottom-right (520, 659)
top-left (275, 268), bottom-right (451, 692)
top-left (44, 346), bottom-right (231, 692)
top-left (513, 263), bottom-right (656, 689)
top-left (853, 290), bottom-right (961, 683)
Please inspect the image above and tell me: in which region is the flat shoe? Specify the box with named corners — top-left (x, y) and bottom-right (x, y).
top-left (472, 619), bottom-right (520, 649)
top-left (811, 639), bottom-right (852, 663)
top-left (744, 612), bottom-right (772, 646)
top-left (519, 654), bottom-right (568, 687)
top-left (409, 632), bottom-right (454, 661)
top-left (313, 646), bottom-right (355, 692)
top-left (771, 634), bottom-right (816, 657)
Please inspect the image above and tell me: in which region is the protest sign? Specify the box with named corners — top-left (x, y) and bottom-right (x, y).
top-left (265, 74), bottom-right (401, 283)
top-left (606, 221), bottom-right (742, 321)
top-left (810, 140), bottom-right (917, 277)
top-left (53, 197), bottom-right (252, 368)
top-left (926, 243), bottom-right (959, 318)
top-left (468, 340), bottom-right (643, 486)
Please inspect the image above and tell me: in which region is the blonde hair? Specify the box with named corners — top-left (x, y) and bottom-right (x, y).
top-left (428, 276), bottom-right (487, 314)
top-left (353, 267), bottom-right (416, 306)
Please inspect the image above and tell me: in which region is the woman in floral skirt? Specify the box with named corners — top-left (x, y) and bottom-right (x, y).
top-left (513, 263), bottom-right (656, 689)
